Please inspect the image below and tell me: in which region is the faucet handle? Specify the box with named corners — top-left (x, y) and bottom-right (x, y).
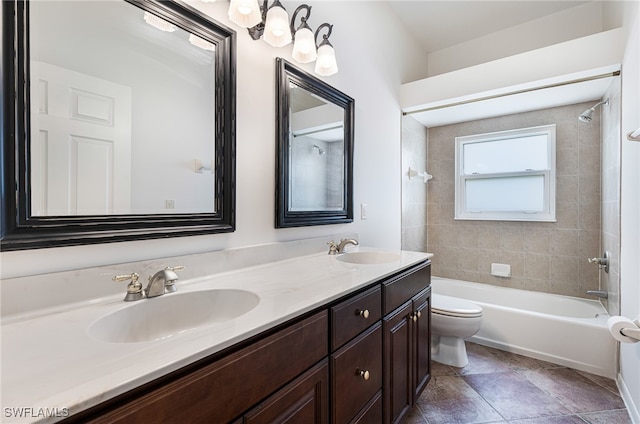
top-left (327, 241), bottom-right (338, 255)
top-left (166, 265), bottom-right (185, 272)
top-left (113, 272), bottom-right (144, 301)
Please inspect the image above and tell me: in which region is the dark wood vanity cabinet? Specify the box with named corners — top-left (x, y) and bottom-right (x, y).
top-left (330, 284), bottom-right (383, 423)
top-left (382, 265), bottom-right (432, 424)
top-left (64, 260), bottom-right (431, 424)
top-left (71, 312), bottom-right (329, 424)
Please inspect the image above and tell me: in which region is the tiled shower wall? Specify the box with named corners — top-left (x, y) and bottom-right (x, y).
top-left (404, 102), bottom-right (604, 298)
top-left (401, 116), bottom-right (429, 252)
top-left (601, 78), bottom-right (621, 315)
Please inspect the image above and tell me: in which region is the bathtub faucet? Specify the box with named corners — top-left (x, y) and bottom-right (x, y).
top-left (586, 290), bottom-right (608, 299)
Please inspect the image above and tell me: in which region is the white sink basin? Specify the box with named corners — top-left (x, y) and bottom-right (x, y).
top-left (336, 251), bottom-right (401, 264)
top-left (89, 289), bottom-right (260, 343)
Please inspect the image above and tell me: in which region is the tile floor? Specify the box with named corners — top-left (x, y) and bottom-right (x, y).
top-left (403, 343), bottom-right (632, 424)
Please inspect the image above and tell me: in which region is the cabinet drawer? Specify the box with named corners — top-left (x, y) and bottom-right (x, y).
top-left (332, 322), bottom-right (382, 424)
top-left (383, 261), bottom-right (431, 315)
top-left (331, 285), bottom-right (381, 350)
top-left (81, 311), bottom-right (328, 424)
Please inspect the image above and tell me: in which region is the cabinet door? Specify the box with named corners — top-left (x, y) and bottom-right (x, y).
top-left (412, 288), bottom-right (431, 399)
top-left (382, 301), bottom-right (412, 424)
top-left (332, 322), bottom-right (383, 424)
top-left (244, 360), bottom-right (329, 424)
top-left (350, 390), bottom-right (382, 424)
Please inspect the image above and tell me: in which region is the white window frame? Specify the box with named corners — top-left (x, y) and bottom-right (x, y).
top-left (454, 124), bottom-right (556, 222)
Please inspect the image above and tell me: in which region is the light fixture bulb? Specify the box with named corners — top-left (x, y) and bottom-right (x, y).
top-left (315, 44), bottom-right (338, 76)
top-left (292, 27), bottom-right (317, 63)
top-left (263, 4), bottom-right (292, 47)
top-left (228, 0), bottom-right (262, 28)
top-left (143, 11), bottom-right (177, 32)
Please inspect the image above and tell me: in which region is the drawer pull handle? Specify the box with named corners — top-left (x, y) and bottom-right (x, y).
top-left (412, 311), bottom-right (421, 322)
top-left (356, 309), bottom-right (370, 319)
top-left (357, 369), bottom-right (370, 381)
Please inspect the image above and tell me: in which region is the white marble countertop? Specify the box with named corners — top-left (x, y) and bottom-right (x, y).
top-left (1, 248), bottom-right (432, 423)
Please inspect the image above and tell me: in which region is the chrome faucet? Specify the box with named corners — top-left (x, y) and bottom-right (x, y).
top-left (337, 238), bottom-right (359, 253)
top-left (328, 238), bottom-right (359, 254)
top-left (145, 266), bottom-right (184, 298)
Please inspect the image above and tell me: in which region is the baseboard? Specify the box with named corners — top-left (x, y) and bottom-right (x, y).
top-left (617, 373), bottom-right (640, 424)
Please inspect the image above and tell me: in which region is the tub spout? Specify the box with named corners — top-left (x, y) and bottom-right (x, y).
top-left (586, 290), bottom-right (608, 299)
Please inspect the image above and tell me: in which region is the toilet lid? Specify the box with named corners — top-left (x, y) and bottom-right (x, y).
top-left (431, 293), bottom-right (483, 318)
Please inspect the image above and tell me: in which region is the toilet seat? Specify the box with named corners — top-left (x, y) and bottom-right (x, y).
top-left (431, 294), bottom-right (483, 318)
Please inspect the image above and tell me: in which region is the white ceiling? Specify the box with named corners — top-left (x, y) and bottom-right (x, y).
top-left (387, 0), bottom-right (591, 54)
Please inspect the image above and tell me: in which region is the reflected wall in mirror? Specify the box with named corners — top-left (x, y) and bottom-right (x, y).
top-left (1, 0), bottom-right (236, 250)
top-left (30, 1), bottom-right (216, 216)
top-left (276, 58), bottom-right (354, 228)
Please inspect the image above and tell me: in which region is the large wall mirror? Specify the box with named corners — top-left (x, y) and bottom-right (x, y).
top-left (1, 0), bottom-right (236, 250)
top-left (275, 58), bottom-right (354, 228)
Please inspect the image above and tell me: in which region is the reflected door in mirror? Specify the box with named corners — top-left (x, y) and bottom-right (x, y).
top-left (30, 62), bottom-right (133, 215)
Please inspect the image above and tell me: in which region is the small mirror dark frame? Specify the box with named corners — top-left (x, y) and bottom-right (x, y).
top-left (1, 0), bottom-right (236, 251)
top-left (275, 58), bottom-right (354, 228)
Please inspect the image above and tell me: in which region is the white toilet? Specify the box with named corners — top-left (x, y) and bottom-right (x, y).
top-left (431, 293), bottom-right (483, 367)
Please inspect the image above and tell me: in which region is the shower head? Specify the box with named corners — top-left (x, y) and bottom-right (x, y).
top-left (579, 99), bottom-right (609, 123)
top-left (312, 144), bottom-right (325, 155)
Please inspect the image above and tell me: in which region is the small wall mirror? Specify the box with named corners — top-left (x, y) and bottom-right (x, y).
top-left (275, 58), bottom-right (354, 227)
top-left (1, 0), bottom-right (236, 250)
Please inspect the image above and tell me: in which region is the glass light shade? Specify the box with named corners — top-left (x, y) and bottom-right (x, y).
top-left (143, 11), bottom-right (176, 32)
top-left (291, 27), bottom-right (317, 63)
top-left (189, 34), bottom-right (216, 52)
top-left (315, 44), bottom-right (338, 76)
top-left (228, 0), bottom-right (262, 28)
top-left (263, 5), bottom-right (292, 47)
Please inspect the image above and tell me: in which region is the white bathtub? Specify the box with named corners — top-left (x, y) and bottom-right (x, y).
top-left (431, 277), bottom-right (617, 378)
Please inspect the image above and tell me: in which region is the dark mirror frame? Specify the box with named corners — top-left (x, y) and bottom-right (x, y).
top-left (275, 58), bottom-right (354, 228)
top-left (1, 0), bottom-right (236, 251)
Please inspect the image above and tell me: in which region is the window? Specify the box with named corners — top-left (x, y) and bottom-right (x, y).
top-left (455, 125), bottom-right (556, 222)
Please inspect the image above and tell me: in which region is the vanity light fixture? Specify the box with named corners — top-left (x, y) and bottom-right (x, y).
top-left (228, 0), bottom-right (262, 28)
top-left (314, 23), bottom-right (338, 76)
top-left (290, 5), bottom-right (317, 64)
top-left (232, 0), bottom-right (291, 44)
top-left (262, 0), bottom-right (292, 47)
top-left (227, 0), bottom-right (338, 75)
top-left (143, 11), bottom-right (177, 32)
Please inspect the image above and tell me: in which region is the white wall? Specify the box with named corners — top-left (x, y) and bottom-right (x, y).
top-left (0, 1), bottom-right (425, 278)
top-left (619, 1), bottom-right (640, 421)
top-left (426, 2), bottom-right (613, 77)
